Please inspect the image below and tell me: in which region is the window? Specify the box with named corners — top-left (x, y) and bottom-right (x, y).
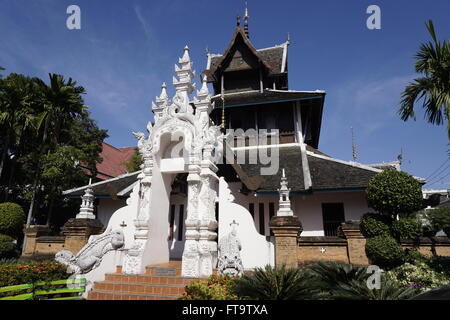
top-left (321, 203), bottom-right (345, 237)
top-left (168, 205), bottom-right (176, 240)
top-left (178, 204), bottom-right (184, 241)
top-left (269, 202), bottom-right (275, 236)
top-left (259, 203), bottom-right (265, 235)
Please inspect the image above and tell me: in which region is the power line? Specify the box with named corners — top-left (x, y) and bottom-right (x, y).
top-left (427, 165), bottom-right (450, 184)
top-left (426, 158), bottom-right (450, 180)
top-left (426, 171), bottom-right (450, 187)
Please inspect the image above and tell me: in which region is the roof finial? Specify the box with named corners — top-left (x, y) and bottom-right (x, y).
top-left (351, 126), bottom-right (357, 161)
top-left (244, 1), bottom-right (249, 38)
top-left (236, 15), bottom-right (241, 27)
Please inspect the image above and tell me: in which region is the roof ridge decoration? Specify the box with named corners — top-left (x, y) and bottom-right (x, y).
top-left (204, 26), bottom-right (272, 81)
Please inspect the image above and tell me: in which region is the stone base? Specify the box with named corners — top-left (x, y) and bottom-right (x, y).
top-left (269, 216), bottom-right (302, 268)
top-left (60, 218), bottom-right (104, 254)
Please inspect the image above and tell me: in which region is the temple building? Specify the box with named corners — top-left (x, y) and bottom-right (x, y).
top-left (39, 12), bottom-right (420, 298)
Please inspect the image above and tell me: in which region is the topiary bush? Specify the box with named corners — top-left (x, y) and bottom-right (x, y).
top-left (180, 274), bottom-right (239, 300)
top-left (0, 234), bottom-right (16, 259)
top-left (0, 202), bottom-right (26, 238)
top-left (365, 170), bottom-right (423, 217)
top-left (391, 218), bottom-right (423, 240)
top-left (365, 235), bottom-right (405, 269)
top-left (359, 213), bottom-right (392, 238)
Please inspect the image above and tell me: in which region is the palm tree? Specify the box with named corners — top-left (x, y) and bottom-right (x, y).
top-left (0, 74), bottom-right (36, 182)
top-left (398, 20), bottom-right (450, 138)
top-left (25, 74), bottom-right (85, 231)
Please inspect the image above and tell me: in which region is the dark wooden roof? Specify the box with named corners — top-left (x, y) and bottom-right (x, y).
top-left (307, 154), bottom-right (379, 191)
top-left (220, 146), bottom-right (380, 193)
top-left (63, 171), bottom-right (140, 198)
top-left (211, 89), bottom-right (324, 108)
top-left (204, 26), bottom-right (286, 82)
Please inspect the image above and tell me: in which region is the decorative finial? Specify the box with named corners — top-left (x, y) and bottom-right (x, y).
top-left (236, 15), bottom-right (241, 27)
top-left (351, 127), bottom-right (357, 161)
top-left (243, 2), bottom-right (249, 38)
top-left (287, 32), bottom-right (291, 44)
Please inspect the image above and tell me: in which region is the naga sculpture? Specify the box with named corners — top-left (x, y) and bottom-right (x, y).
top-left (217, 221), bottom-right (244, 276)
top-left (55, 229), bottom-right (125, 274)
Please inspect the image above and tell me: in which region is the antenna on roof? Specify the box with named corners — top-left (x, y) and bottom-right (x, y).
top-left (244, 1), bottom-right (249, 38)
top-left (397, 148), bottom-right (403, 166)
top-left (351, 127), bottom-right (357, 161)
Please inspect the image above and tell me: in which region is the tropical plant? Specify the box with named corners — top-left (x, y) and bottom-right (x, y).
top-left (233, 265), bottom-right (309, 300)
top-left (365, 235), bottom-right (405, 269)
top-left (365, 170), bottom-right (423, 217)
top-left (302, 261), bottom-right (415, 300)
top-left (359, 212), bottom-right (392, 238)
top-left (398, 20), bottom-right (450, 138)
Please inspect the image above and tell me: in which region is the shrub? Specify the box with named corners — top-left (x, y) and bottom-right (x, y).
top-left (180, 274), bottom-right (239, 300)
top-left (0, 234), bottom-right (16, 259)
top-left (0, 260), bottom-right (68, 287)
top-left (365, 170), bottom-right (423, 217)
top-left (0, 203), bottom-right (26, 238)
top-left (425, 207), bottom-right (450, 234)
top-left (233, 265), bottom-right (308, 300)
top-left (365, 235), bottom-right (404, 269)
top-left (391, 218), bottom-right (423, 240)
top-left (427, 256), bottom-right (450, 277)
top-left (359, 213), bottom-right (392, 238)
top-left (302, 262), bottom-right (415, 300)
top-left (386, 261), bottom-right (450, 292)
top-left (403, 249), bottom-right (426, 264)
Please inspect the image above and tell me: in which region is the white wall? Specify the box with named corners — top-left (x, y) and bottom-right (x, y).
top-left (227, 182), bottom-right (372, 237)
top-left (97, 198), bottom-right (127, 227)
top-left (292, 191), bottom-right (373, 236)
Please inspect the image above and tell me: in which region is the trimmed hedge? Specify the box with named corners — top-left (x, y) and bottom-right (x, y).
top-left (0, 260), bottom-right (68, 287)
top-left (365, 170), bottom-right (423, 217)
top-left (0, 202), bottom-right (26, 238)
top-left (0, 234), bottom-right (16, 259)
top-left (391, 218), bottom-right (423, 240)
top-left (365, 235), bottom-right (404, 269)
top-left (359, 213), bottom-right (392, 238)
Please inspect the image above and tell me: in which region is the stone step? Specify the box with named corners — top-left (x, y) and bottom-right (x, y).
top-left (104, 273), bottom-right (195, 285)
top-left (88, 290), bottom-right (178, 300)
top-left (92, 281), bottom-right (186, 296)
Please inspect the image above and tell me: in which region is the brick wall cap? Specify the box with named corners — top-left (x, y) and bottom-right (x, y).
top-left (269, 216), bottom-right (302, 228)
top-left (62, 218), bottom-right (104, 229)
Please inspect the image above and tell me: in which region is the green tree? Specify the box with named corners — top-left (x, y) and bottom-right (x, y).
top-left (365, 170), bottom-right (423, 218)
top-left (398, 20), bottom-right (450, 138)
top-left (123, 148), bottom-right (143, 173)
top-left (25, 74), bottom-right (87, 228)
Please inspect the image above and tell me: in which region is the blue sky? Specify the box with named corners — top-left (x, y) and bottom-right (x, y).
top-left (0, 0), bottom-right (449, 189)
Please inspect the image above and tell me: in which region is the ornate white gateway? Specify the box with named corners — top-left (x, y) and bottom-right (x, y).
top-left (122, 46), bottom-right (222, 277)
